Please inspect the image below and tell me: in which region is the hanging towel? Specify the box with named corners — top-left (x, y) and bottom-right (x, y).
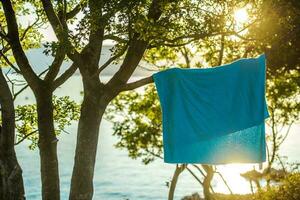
top-left (153, 54), bottom-right (269, 164)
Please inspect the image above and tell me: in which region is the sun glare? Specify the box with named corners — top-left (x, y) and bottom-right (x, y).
top-left (234, 8), bottom-right (249, 24)
top-left (214, 164), bottom-right (254, 194)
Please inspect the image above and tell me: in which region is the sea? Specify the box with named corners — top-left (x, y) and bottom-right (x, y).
top-left (13, 75), bottom-right (299, 200)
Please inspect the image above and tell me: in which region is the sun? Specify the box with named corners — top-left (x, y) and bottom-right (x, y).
top-left (234, 8), bottom-right (249, 24)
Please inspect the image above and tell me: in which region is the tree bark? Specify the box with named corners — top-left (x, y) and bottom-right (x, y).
top-left (168, 164), bottom-right (185, 200)
top-left (35, 88), bottom-right (60, 200)
top-left (0, 69), bottom-right (25, 200)
top-left (202, 165), bottom-right (214, 200)
top-left (69, 79), bottom-right (108, 200)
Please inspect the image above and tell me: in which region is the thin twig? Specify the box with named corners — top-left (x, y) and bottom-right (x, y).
top-left (14, 130), bottom-right (38, 145)
top-left (215, 171), bottom-right (233, 194)
top-left (192, 164), bottom-right (206, 177)
top-left (186, 166), bottom-right (204, 185)
top-left (13, 68), bottom-right (49, 100)
top-left (0, 50), bottom-right (21, 73)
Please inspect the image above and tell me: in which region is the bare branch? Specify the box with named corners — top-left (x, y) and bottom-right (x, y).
top-left (14, 130), bottom-right (38, 145)
top-left (192, 164), bottom-right (206, 177)
top-left (144, 149), bottom-right (163, 159)
top-left (4, 69), bottom-right (16, 95)
top-left (186, 166), bottom-right (204, 185)
top-left (103, 35), bottom-right (128, 43)
top-left (118, 76), bottom-right (153, 92)
top-left (215, 171), bottom-right (233, 194)
top-left (53, 62), bottom-right (77, 89)
top-left (44, 46), bottom-right (66, 82)
top-left (13, 68), bottom-right (49, 100)
top-left (0, 31), bottom-right (9, 41)
top-left (40, 0), bottom-right (64, 35)
top-left (20, 14), bottom-right (41, 41)
top-left (13, 84), bottom-right (29, 100)
top-left (0, 50), bottom-right (20, 73)
top-left (95, 46), bottom-right (128, 76)
top-left (277, 122), bottom-right (294, 147)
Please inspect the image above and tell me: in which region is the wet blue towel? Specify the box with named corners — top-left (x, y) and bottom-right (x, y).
top-left (153, 54), bottom-right (269, 164)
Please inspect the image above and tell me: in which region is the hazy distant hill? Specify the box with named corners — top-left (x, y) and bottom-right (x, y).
top-left (4, 45), bottom-right (155, 77)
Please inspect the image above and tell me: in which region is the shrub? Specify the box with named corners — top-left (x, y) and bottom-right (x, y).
top-left (254, 173), bottom-right (300, 200)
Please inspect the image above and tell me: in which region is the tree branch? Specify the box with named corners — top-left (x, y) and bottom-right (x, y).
top-left (118, 76), bottom-right (153, 92)
top-left (14, 130), bottom-right (38, 145)
top-left (44, 46), bottom-right (66, 82)
top-left (0, 30), bottom-right (9, 41)
top-left (0, 50), bottom-right (21, 73)
top-left (95, 45), bottom-right (128, 76)
top-left (20, 14), bottom-right (41, 41)
top-left (53, 62), bottom-right (77, 89)
top-left (218, 34), bottom-right (225, 66)
top-left (215, 171), bottom-right (233, 194)
top-left (192, 164), bottom-right (206, 177)
top-left (40, 0), bottom-right (64, 36)
top-left (277, 122), bottom-right (293, 147)
top-left (107, 0), bottom-right (163, 88)
top-left (186, 166), bottom-right (204, 185)
top-left (1, 0), bottom-right (41, 88)
top-left (79, 0), bottom-right (105, 70)
top-left (66, 0), bottom-right (87, 20)
top-left (40, 0), bottom-right (78, 57)
top-left (13, 68), bottom-right (49, 100)
top-left (149, 19), bottom-right (260, 48)
top-left (103, 35), bottom-right (128, 43)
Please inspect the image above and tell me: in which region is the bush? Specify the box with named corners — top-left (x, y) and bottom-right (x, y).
top-left (254, 173), bottom-right (300, 200)
top-left (183, 173), bottom-right (300, 200)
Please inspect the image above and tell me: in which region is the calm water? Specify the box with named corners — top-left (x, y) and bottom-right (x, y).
top-left (14, 76), bottom-right (300, 200)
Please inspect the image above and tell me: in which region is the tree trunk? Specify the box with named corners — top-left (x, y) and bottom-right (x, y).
top-left (202, 165), bottom-right (214, 200)
top-left (168, 164), bottom-right (185, 200)
top-left (35, 89), bottom-right (60, 200)
top-left (0, 69), bottom-right (25, 200)
top-left (69, 83), bottom-right (108, 200)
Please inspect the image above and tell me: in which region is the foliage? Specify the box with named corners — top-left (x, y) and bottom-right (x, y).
top-left (248, 0), bottom-right (300, 75)
top-left (183, 173), bottom-right (300, 200)
top-left (15, 96), bottom-right (80, 149)
top-left (63, 0), bottom-right (257, 60)
top-left (106, 85), bottom-right (162, 164)
top-left (0, 1), bottom-right (43, 67)
top-left (254, 173), bottom-right (300, 200)
top-left (262, 70), bottom-right (300, 176)
top-left (267, 70), bottom-right (300, 125)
